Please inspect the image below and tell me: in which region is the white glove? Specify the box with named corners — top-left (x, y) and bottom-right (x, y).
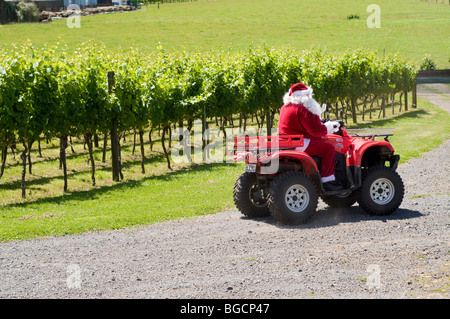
top-left (324, 121), bottom-right (340, 134)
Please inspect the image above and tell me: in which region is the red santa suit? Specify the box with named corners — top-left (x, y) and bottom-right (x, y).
top-left (278, 83), bottom-right (340, 185)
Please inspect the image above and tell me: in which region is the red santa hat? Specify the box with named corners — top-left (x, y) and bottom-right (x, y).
top-left (283, 82), bottom-right (323, 116)
top-left (288, 83), bottom-right (313, 96)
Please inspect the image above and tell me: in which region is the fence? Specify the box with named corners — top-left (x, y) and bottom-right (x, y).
top-left (419, 0), bottom-right (450, 4)
top-left (412, 69), bottom-right (450, 106)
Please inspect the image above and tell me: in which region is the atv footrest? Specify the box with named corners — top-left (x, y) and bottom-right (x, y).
top-left (322, 187), bottom-right (355, 196)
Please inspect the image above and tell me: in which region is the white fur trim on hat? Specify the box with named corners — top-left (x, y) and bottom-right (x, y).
top-left (292, 87), bottom-right (312, 96)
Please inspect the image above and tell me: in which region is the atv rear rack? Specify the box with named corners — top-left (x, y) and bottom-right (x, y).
top-left (233, 135), bottom-right (304, 163)
top-left (234, 135), bottom-right (304, 153)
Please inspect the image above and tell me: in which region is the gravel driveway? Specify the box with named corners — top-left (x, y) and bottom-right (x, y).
top-left (0, 85), bottom-right (448, 300)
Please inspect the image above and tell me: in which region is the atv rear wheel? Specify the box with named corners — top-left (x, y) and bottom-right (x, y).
top-left (233, 172), bottom-right (270, 218)
top-left (268, 171), bottom-right (318, 225)
top-left (358, 166), bottom-right (404, 216)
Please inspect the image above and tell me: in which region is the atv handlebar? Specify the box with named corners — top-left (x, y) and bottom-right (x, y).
top-left (321, 118), bottom-right (347, 136)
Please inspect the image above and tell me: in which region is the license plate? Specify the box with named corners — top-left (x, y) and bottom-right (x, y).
top-left (245, 164), bottom-right (256, 172)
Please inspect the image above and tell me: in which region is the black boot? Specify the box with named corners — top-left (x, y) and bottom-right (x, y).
top-left (323, 182), bottom-right (343, 192)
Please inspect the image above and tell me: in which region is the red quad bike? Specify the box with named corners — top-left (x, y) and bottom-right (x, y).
top-left (233, 121), bottom-right (404, 225)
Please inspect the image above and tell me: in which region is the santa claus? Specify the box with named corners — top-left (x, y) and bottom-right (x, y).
top-left (278, 83), bottom-right (342, 191)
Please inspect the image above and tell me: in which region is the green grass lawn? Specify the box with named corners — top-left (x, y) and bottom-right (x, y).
top-left (0, 162), bottom-right (244, 241)
top-left (0, 0), bottom-right (449, 67)
top-left (0, 124), bottom-right (248, 241)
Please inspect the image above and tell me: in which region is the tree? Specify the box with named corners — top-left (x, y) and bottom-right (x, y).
top-left (241, 48), bottom-right (285, 134)
top-left (75, 43), bottom-right (111, 186)
top-left (49, 49), bottom-right (84, 192)
top-left (0, 45), bottom-right (59, 197)
top-left (114, 52), bottom-right (149, 174)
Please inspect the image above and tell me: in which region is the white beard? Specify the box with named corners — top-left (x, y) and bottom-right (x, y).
top-left (283, 93), bottom-right (324, 117)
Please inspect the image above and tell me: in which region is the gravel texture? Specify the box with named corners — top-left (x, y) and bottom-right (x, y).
top-left (0, 85), bottom-right (448, 299)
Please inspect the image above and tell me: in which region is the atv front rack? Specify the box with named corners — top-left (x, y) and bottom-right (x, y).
top-left (234, 135), bottom-right (304, 162)
top-left (347, 128), bottom-right (395, 141)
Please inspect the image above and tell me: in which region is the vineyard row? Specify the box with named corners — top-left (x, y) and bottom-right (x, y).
top-left (0, 43), bottom-right (417, 197)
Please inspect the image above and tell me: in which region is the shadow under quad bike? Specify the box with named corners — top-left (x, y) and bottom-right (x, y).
top-left (233, 121), bottom-right (404, 225)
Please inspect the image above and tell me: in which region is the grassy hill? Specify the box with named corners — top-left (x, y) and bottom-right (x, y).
top-left (0, 0), bottom-right (449, 67)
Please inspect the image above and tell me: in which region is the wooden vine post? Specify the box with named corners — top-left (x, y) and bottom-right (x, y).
top-left (108, 71), bottom-right (120, 182)
top-left (412, 78), bottom-right (417, 108)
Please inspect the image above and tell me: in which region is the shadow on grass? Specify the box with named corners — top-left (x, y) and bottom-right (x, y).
top-left (1, 135), bottom-right (164, 170)
top-left (1, 162), bottom-right (238, 209)
top-left (0, 152), bottom-right (167, 191)
top-left (347, 108), bottom-right (429, 129)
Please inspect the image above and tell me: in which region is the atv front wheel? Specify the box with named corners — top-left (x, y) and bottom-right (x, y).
top-left (268, 171), bottom-right (318, 225)
top-left (233, 172), bottom-right (270, 218)
top-left (358, 166), bottom-right (404, 216)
